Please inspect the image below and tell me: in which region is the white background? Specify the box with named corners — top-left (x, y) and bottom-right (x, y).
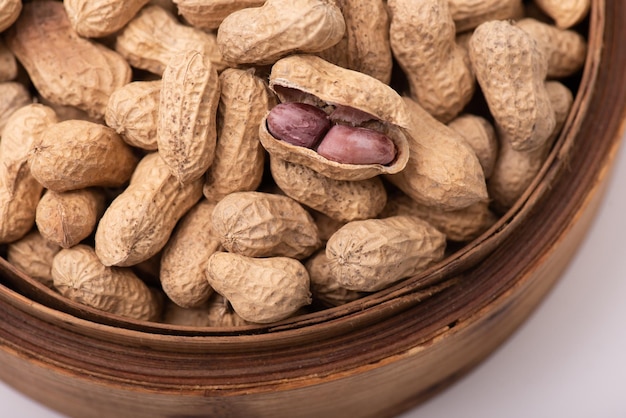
top-left (2, 130), bottom-right (626, 417)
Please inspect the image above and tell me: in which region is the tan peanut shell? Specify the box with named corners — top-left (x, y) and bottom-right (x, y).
top-left (158, 49), bottom-right (220, 184)
top-left (0, 0), bottom-right (21, 32)
top-left (388, 0), bottom-right (475, 123)
top-left (4, 1), bottom-right (132, 119)
top-left (516, 18), bottom-right (587, 79)
top-left (173, 0), bottom-right (265, 31)
top-left (0, 82), bottom-right (31, 133)
top-left (6, 230), bottom-right (62, 288)
top-left (448, 114), bottom-right (498, 179)
top-left (216, 0), bottom-right (346, 66)
top-left (309, 210), bottom-right (346, 243)
top-left (0, 104), bottom-right (58, 244)
top-left (206, 252), bottom-right (312, 324)
top-left (270, 157), bottom-right (387, 223)
top-left (318, 0), bottom-right (393, 84)
top-left (211, 191), bottom-right (322, 260)
top-left (534, 0), bottom-right (590, 29)
top-left (95, 152), bottom-right (204, 267)
top-left (488, 81), bottom-right (573, 212)
top-left (35, 188), bottom-right (106, 249)
top-left (114, 5), bottom-right (227, 75)
top-left (381, 192), bottom-right (497, 242)
top-left (325, 215), bottom-right (446, 292)
top-left (36, 96), bottom-right (101, 124)
top-left (161, 294), bottom-right (251, 327)
top-left (51, 244), bottom-right (162, 321)
top-left (469, 20), bottom-right (556, 153)
top-left (261, 54), bottom-right (410, 181)
top-left (448, 0), bottom-right (524, 33)
top-left (385, 97), bottom-right (488, 211)
top-left (105, 80), bottom-right (161, 151)
top-left (305, 249), bottom-right (366, 307)
top-left (203, 68), bottom-right (272, 203)
top-left (160, 199), bottom-right (222, 309)
top-left (0, 39), bottom-right (18, 82)
top-left (64, 0), bottom-right (151, 38)
top-left (30, 120), bottom-right (139, 192)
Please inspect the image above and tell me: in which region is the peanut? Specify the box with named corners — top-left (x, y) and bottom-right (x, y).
top-left (51, 244), bottom-right (162, 321)
top-left (206, 252), bottom-right (311, 324)
top-left (4, 1), bottom-right (132, 119)
top-left (203, 68), bottom-right (273, 203)
top-left (173, 0), bottom-right (265, 31)
top-left (64, 0), bottom-right (151, 38)
top-left (447, 114), bottom-right (498, 179)
top-left (161, 294), bottom-right (251, 327)
top-left (95, 152), bottom-right (204, 267)
top-left (0, 104), bottom-right (58, 244)
top-left (35, 188), bottom-right (106, 249)
top-left (266, 102), bottom-right (331, 149)
top-left (388, 0), bottom-right (475, 122)
top-left (157, 49), bottom-right (220, 184)
top-left (114, 5), bottom-right (227, 75)
top-left (305, 249), bottom-right (366, 307)
top-left (211, 191), bottom-right (321, 260)
top-left (29, 120), bottom-right (139, 192)
top-left (325, 215), bottom-right (446, 292)
top-left (534, 0), bottom-right (591, 29)
top-left (216, 0), bottom-right (346, 66)
top-left (469, 20), bottom-right (556, 152)
top-left (0, 39), bottom-right (18, 82)
top-left (6, 230), bottom-right (61, 288)
top-left (105, 80), bottom-right (161, 151)
top-left (385, 97), bottom-right (488, 211)
top-left (0, 81), bottom-right (31, 133)
top-left (448, 0), bottom-right (524, 33)
top-left (0, 0), bottom-right (21, 32)
top-left (270, 157), bottom-right (387, 223)
top-left (308, 210), bottom-right (346, 243)
top-left (317, 125), bottom-right (396, 165)
top-left (160, 199), bottom-right (222, 309)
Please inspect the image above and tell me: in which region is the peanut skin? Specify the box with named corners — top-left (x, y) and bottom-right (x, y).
top-left (266, 102), bottom-right (331, 149)
top-left (316, 125), bottom-right (396, 165)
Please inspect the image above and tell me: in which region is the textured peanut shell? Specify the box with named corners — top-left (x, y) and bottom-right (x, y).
top-left (6, 230), bottom-right (61, 288)
top-left (173, 0), bottom-right (265, 31)
top-left (488, 81), bottom-right (573, 212)
top-left (385, 97), bottom-right (488, 211)
top-left (326, 215), bottom-right (446, 292)
top-left (534, 0), bottom-right (591, 29)
top-left (448, 0), bottom-right (524, 33)
top-left (305, 249), bottom-right (366, 307)
top-left (216, 0), bottom-right (346, 66)
top-left (516, 18), bottom-right (588, 79)
top-left (469, 20), bottom-right (556, 153)
top-left (206, 252), bottom-right (312, 324)
top-left (161, 294), bottom-right (251, 327)
top-left (381, 193), bottom-right (497, 242)
top-left (261, 54), bottom-right (410, 181)
top-left (317, 0), bottom-right (392, 84)
top-left (4, 1), bottom-right (132, 119)
top-left (448, 114), bottom-right (498, 179)
top-left (270, 157), bottom-right (387, 223)
top-left (203, 68), bottom-right (272, 203)
top-left (0, 39), bottom-right (18, 82)
top-left (114, 5), bottom-right (227, 75)
top-left (158, 50), bottom-right (220, 184)
top-left (211, 191), bottom-right (322, 260)
top-left (388, 0), bottom-right (475, 123)
top-left (0, 104), bottom-right (58, 244)
top-left (35, 188), bottom-right (106, 249)
top-left (95, 152), bottom-right (204, 267)
top-left (309, 210), bottom-right (346, 243)
top-left (0, 0), bottom-right (21, 32)
top-left (160, 199), bottom-right (222, 309)
top-left (64, 0), bottom-right (151, 38)
top-left (30, 120), bottom-right (139, 192)
top-left (37, 96), bottom-right (101, 124)
top-left (105, 80), bottom-right (161, 151)
top-left (0, 82), bottom-right (31, 133)
top-left (51, 245), bottom-right (161, 321)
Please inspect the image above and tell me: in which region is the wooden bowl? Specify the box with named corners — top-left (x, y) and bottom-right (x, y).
top-left (2, 1), bottom-right (626, 417)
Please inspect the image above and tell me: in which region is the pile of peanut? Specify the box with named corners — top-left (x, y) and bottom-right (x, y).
top-left (0, 0), bottom-right (589, 326)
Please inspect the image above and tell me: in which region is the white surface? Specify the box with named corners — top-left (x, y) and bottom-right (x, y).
top-left (2, 133), bottom-right (626, 418)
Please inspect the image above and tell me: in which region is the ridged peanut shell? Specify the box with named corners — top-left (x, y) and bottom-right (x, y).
top-left (211, 191), bottom-right (321, 260)
top-left (448, 0), bottom-right (524, 33)
top-left (0, 81), bottom-right (31, 133)
top-left (6, 230), bottom-right (61, 288)
top-left (326, 215), bottom-right (446, 292)
top-left (173, 0), bottom-right (265, 31)
top-left (261, 54), bottom-right (410, 181)
top-left (216, 0), bottom-right (346, 66)
top-left (534, 0), bottom-right (590, 29)
top-left (0, 0), bottom-right (21, 32)
top-left (64, 0), bottom-right (151, 38)
top-left (51, 245), bottom-right (161, 321)
top-left (95, 153), bottom-right (204, 267)
top-left (206, 252), bottom-right (312, 324)
top-left (305, 249), bottom-right (366, 307)
top-left (30, 120), bottom-right (139, 192)
top-left (4, 1), bottom-right (132, 119)
top-left (447, 114), bottom-right (498, 179)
